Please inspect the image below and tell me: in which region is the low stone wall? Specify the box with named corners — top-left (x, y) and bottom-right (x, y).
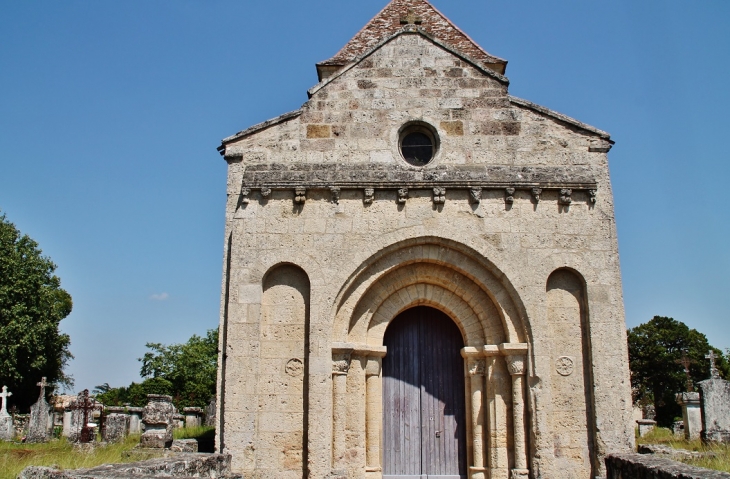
top-left (606, 453), bottom-right (730, 478)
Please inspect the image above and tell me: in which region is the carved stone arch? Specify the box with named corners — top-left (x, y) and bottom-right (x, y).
top-left (333, 236), bottom-right (529, 345)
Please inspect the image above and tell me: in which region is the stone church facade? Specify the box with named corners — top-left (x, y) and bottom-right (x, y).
top-left (214, 1), bottom-right (634, 478)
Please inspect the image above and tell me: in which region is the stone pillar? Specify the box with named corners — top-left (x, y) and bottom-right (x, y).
top-left (365, 355), bottom-right (383, 475)
top-left (501, 343), bottom-right (529, 479)
top-left (675, 392), bottom-right (701, 440)
top-left (140, 394), bottom-right (175, 448)
top-left (127, 406), bottom-right (143, 434)
top-left (332, 348), bottom-right (352, 471)
top-left (483, 345), bottom-right (509, 479)
top-left (469, 358), bottom-right (487, 479)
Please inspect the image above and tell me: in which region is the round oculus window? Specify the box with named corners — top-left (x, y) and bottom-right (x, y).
top-left (399, 124), bottom-right (438, 166)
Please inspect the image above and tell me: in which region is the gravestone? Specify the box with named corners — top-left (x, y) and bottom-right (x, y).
top-left (26, 378), bottom-right (52, 443)
top-left (68, 390), bottom-right (98, 443)
top-left (675, 392), bottom-right (702, 440)
top-left (698, 351), bottom-right (730, 442)
top-left (102, 407), bottom-right (128, 442)
top-left (140, 395), bottom-right (175, 448)
top-left (636, 419), bottom-right (656, 437)
top-left (204, 397), bottom-right (215, 427)
top-left (127, 406), bottom-right (144, 434)
top-left (183, 407), bottom-right (203, 428)
top-left (0, 386), bottom-right (13, 441)
top-left (173, 413), bottom-right (185, 429)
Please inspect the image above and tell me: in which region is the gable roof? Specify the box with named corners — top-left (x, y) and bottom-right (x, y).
top-left (317, 0), bottom-right (506, 80)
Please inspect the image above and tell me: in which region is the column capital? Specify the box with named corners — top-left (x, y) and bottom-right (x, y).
top-left (332, 349), bottom-right (353, 376)
top-left (505, 355), bottom-right (526, 376)
top-left (468, 358), bottom-right (486, 376)
top-left (365, 356), bottom-right (383, 377)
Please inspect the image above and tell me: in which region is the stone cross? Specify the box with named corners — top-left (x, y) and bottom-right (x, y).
top-left (36, 377), bottom-right (48, 399)
top-left (0, 386), bottom-right (11, 416)
top-left (69, 389), bottom-right (96, 442)
top-left (706, 350), bottom-right (720, 379)
top-left (400, 9), bottom-right (422, 25)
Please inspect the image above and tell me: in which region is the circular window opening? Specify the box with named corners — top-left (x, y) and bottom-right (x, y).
top-left (399, 123), bottom-right (438, 167)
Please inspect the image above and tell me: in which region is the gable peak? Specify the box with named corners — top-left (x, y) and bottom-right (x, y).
top-left (317, 0), bottom-right (506, 81)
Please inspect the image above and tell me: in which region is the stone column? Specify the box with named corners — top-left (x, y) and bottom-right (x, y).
top-left (483, 345), bottom-right (508, 479)
top-left (365, 355), bottom-right (384, 475)
top-left (675, 392), bottom-right (701, 440)
top-left (468, 356), bottom-right (487, 479)
top-left (332, 348), bottom-right (352, 471)
top-left (499, 342), bottom-right (529, 479)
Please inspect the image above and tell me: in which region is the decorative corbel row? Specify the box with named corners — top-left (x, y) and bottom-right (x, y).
top-left (505, 187), bottom-right (516, 204)
top-left (330, 187), bottom-right (341, 205)
top-left (363, 188), bottom-right (375, 205)
top-left (294, 187), bottom-right (307, 204)
top-left (559, 188), bottom-right (572, 205)
top-left (433, 187), bottom-right (446, 204)
top-left (397, 188), bottom-right (408, 204)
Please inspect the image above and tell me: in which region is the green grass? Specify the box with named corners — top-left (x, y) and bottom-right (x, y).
top-left (0, 435), bottom-right (141, 479)
top-left (1, 427), bottom-right (215, 479)
top-left (638, 427), bottom-right (730, 473)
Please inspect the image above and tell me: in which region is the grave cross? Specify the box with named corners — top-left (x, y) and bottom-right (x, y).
top-left (0, 386), bottom-right (12, 416)
top-left (36, 377), bottom-right (48, 399)
top-left (675, 351), bottom-right (696, 392)
top-left (69, 389), bottom-right (96, 443)
top-left (706, 350), bottom-right (720, 379)
top-left (400, 9), bottom-right (422, 25)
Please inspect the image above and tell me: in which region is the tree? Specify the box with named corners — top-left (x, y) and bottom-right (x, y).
top-left (95, 329), bottom-right (218, 410)
top-left (0, 212), bottom-right (73, 411)
top-left (628, 316), bottom-right (728, 427)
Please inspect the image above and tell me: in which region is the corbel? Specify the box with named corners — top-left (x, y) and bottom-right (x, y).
top-left (240, 187), bottom-right (251, 205)
top-left (531, 188), bottom-right (542, 203)
top-left (433, 187), bottom-right (446, 204)
top-left (294, 187), bottom-right (307, 204)
top-left (505, 187), bottom-right (516, 204)
top-left (559, 188), bottom-right (572, 205)
top-left (469, 187), bottom-right (482, 205)
top-left (397, 187), bottom-right (408, 204)
top-left (260, 187), bottom-right (272, 199)
top-left (588, 189), bottom-right (597, 204)
top-left (363, 187), bottom-right (375, 205)
top-left (330, 187), bottom-right (341, 204)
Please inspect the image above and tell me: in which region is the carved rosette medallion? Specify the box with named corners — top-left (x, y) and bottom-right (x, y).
top-left (285, 358), bottom-right (304, 377)
top-left (555, 356), bottom-right (574, 376)
top-left (506, 355), bottom-right (526, 376)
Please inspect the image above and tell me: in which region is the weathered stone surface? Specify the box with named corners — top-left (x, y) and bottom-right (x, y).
top-left (204, 398), bottom-right (215, 428)
top-left (126, 406), bottom-right (143, 434)
top-left (170, 439), bottom-right (199, 453)
top-left (606, 453), bottom-right (730, 478)
top-left (639, 444), bottom-right (717, 460)
top-left (699, 377), bottom-right (730, 442)
top-left (638, 419), bottom-right (657, 437)
top-left (0, 415), bottom-right (12, 441)
top-left (184, 407), bottom-right (203, 429)
top-left (102, 410), bottom-right (128, 443)
top-left (17, 453), bottom-right (237, 479)
top-left (26, 397), bottom-right (51, 443)
top-left (140, 395), bottom-right (174, 449)
top-left (677, 392), bottom-right (703, 440)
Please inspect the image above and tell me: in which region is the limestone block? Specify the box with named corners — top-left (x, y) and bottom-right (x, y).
top-left (102, 409), bottom-right (128, 443)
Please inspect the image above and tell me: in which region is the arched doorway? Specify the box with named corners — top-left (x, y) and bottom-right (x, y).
top-left (382, 306), bottom-right (467, 478)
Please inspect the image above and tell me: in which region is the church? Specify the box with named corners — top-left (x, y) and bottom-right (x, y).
top-left (214, 1), bottom-right (634, 478)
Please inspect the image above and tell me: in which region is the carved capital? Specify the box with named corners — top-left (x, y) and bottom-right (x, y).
top-left (531, 187), bottom-right (542, 203)
top-left (432, 187), bottom-right (446, 204)
top-left (506, 355), bottom-right (526, 376)
top-left (469, 187), bottom-right (482, 204)
top-left (363, 187), bottom-right (374, 205)
top-left (397, 188), bottom-right (408, 204)
top-left (468, 358), bottom-right (486, 376)
top-left (505, 187), bottom-right (516, 204)
top-left (332, 351), bottom-right (352, 375)
top-left (294, 187), bottom-right (307, 204)
top-left (365, 357), bottom-right (382, 377)
top-left (330, 186), bottom-right (341, 204)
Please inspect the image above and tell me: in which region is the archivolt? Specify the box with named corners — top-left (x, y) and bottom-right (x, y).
top-left (333, 237), bottom-right (528, 346)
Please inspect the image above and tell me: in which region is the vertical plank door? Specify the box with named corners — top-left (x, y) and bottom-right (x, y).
top-left (382, 306), bottom-right (466, 479)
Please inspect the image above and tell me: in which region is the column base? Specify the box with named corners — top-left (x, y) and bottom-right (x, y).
top-left (510, 469), bottom-right (529, 479)
top-left (469, 466), bottom-right (488, 479)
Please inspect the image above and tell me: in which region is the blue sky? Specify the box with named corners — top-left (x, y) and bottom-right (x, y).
top-left (1, 1), bottom-right (729, 392)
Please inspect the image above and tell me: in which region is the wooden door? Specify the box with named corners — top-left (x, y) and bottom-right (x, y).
top-left (382, 306), bottom-right (467, 479)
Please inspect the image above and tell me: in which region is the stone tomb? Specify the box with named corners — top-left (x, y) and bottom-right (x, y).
top-left (698, 351), bottom-right (730, 443)
top-left (140, 395), bottom-right (175, 448)
top-left (214, 0), bottom-right (634, 478)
